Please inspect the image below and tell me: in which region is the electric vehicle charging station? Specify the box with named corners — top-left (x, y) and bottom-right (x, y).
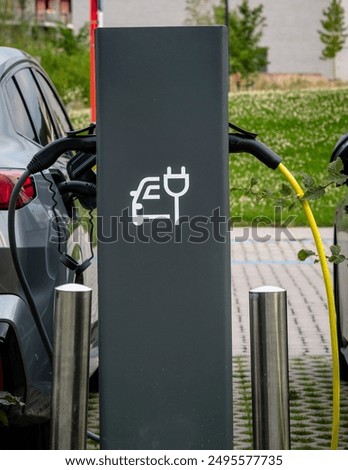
top-left (96, 26), bottom-right (232, 450)
top-left (4, 25), bottom-right (340, 451)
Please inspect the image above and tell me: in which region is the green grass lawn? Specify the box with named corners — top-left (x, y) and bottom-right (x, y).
top-left (71, 87), bottom-right (348, 227)
top-left (228, 87), bottom-right (348, 226)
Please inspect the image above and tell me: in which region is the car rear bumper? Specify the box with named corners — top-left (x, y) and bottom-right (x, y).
top-left (0, 294), bottom-right (51, 424)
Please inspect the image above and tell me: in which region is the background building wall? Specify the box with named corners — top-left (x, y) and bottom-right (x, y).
top-left (72, 0), bottom-right (348, 80)
top-left (72, 0), bottom-right (187, 32)
top-left (233, 0), bottom-right (348, 80)
top-left (337, 0), bottom-right (348, 80)
top-left (233, 0), bottom-right (331, 77)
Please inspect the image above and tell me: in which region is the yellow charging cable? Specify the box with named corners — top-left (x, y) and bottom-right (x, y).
top-left (278, 162), bottom-right (340, 450)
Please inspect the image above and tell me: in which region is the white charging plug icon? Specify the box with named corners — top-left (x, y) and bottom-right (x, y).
top-left (130, 166), bottom-right (190, 226)
top-left (163, 166), bottom-right (190, 225)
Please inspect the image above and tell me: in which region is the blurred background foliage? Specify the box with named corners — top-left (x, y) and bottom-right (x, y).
top-left (0, 11), bottom-right (90, 107)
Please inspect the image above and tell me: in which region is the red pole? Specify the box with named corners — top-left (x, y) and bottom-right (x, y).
top-left (90, 0), bottom-right (98, 122)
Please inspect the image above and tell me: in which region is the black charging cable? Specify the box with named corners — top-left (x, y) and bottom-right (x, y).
top-left (8, 168), bottom-right (53, 360)
top-left (56, 181), bottom-right (97, 275)
top-left (8, 136), bottom-right (97, 359)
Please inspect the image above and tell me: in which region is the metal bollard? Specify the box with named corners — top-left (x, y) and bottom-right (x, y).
top-left (249, 286), bottom-right (290, 450)
top-left (50, 283), bottom-right (92, 450)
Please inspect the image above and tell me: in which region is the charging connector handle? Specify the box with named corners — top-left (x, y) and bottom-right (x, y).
top-left (229, 133), bottom-right (282, 170)
top-left (57, 181), bottom-right (97, 197)
top-left (27, 135), bottom-right (97, 175)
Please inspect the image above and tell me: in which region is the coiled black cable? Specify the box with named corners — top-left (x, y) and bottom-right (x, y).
top-left (8, 170), bottom-right (53, 360)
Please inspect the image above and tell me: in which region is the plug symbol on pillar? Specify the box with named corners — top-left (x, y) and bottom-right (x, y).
top-left (130, 166), bottom-right (190, 226)
top-left (163, 166), bottom-right (190, 225)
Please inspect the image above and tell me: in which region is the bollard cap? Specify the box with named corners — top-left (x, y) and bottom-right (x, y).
top-left (250, 285), bottom-right (285, 293)
top-left (55, 283), bottom-right (92, 292)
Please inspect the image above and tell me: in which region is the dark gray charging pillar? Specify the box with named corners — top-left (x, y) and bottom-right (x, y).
top-left (96, 26), bottom-right (232, 450)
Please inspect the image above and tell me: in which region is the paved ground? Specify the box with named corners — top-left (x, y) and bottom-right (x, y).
top-left (231, 226), bottom-right (333, 358)
top-left (87, 227), bottom-right (348, 450)
top-left (231, 226), bottom-right (348, 450)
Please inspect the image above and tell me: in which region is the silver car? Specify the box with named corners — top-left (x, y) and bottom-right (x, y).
top-left (0, 47), bottom-right (97, 448)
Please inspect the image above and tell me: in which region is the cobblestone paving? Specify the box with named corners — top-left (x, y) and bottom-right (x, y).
top-left (231, 227), bottom-right (348, 449)
top-left (87, 227), bottom-right (348, 450)
top-left (88, 356), bottom-right (348, 450)
top-left (87, 394), bottom-right (100, 450)
top-left (233, 356), bottom-right (348, 450)
top-left (231, 227), bottom-right (333, 358)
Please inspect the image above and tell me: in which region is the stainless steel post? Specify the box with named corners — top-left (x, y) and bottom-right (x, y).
top-left (50, 283), bottom-right (92, 450)
top-left (249, 286), bottom-right (290, 450)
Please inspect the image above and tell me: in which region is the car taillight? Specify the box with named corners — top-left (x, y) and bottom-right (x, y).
top-left (0, 170), bottom-right (36, 210)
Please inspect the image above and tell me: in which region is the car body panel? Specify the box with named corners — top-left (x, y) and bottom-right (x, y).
top-left (0, 47), bottom-right (98, 426)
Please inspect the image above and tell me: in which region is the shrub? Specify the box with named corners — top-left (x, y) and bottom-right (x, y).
top-left (0, 22), bottom-right (90, 107)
